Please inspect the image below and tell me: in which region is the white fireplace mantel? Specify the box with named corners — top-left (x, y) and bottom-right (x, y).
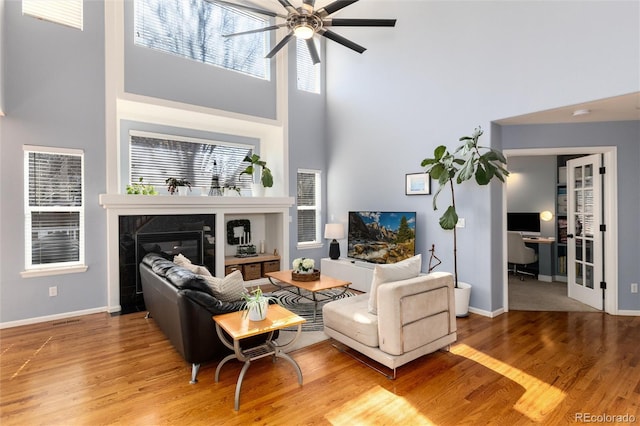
top-left (99, 194), bottom-right (295, 312)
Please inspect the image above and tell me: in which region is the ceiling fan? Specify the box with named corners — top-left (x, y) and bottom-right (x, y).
top-left (210, 0), bottom-right (397, 64)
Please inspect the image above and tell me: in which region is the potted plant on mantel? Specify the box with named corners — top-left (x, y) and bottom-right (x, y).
top-left (421, 127), bottom-right (509, 317)
top-left (240, 154), bottom-right (273, 197)
top-left (165, 177), bottom-right (192, 196)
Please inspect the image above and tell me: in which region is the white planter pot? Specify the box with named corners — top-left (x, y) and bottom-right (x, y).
top-left (177, 186), bottom-right (190, 196)
top-left (247, 299), bottom-right (268, 321)
top-left (251, 183), bottom-right (264, 197)
top-left (454, 281), bottom-right (472, 318)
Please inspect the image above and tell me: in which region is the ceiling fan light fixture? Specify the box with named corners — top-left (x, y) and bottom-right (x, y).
top-left (294, 23), bottom-right (315, 39)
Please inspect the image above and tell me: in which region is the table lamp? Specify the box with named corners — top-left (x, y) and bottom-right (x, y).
top-left (324, 223), bottom-right (345, 260)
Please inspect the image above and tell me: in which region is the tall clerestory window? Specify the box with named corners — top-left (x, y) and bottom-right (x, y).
top-left (134, 0), bottom-right (270, 79)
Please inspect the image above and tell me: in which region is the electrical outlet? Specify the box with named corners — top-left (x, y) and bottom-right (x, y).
top-left (456, 218), bottom-right (466, 228)
top-left (49, 286), bottom-right (58, 297)
top-left (631, 283), bottom-right (638, 294)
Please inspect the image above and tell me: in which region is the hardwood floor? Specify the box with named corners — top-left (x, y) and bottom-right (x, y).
top-left (1, 310), bottom-right (639, 425)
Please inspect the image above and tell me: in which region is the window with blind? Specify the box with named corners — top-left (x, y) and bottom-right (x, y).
top-left (130, 132), bottom-right (254, 194)
top-left (134, 0), bottom-right (270, 80)
top-left (297, 169), bottom-right (321, 245)
top-left (296, 38), bottom-right (321, 94)
top-left (24, 146), bottom-right (84, 270)
top-left (23, 0), bottom-right (83, 30)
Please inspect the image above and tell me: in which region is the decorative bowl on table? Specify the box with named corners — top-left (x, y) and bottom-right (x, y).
top-left (292, 257), bottom-right (318, 281)
top-left (292, 269), bottom-right (320, 282)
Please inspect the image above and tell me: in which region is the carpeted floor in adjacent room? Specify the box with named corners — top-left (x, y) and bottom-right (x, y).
top-left (508, 274), bottom-right (600, 312)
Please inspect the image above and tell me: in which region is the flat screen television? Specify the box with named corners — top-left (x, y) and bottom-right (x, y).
top-left (507, 212), bottom-right (541, 235)
top-left (348, 211), bottom-right (416, 264)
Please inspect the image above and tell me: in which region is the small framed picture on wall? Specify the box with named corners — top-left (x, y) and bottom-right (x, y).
top-left (405, 173), bottom-right (431, 195)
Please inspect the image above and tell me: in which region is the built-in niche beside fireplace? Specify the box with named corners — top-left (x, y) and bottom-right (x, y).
top-left (119, 214), bottom-right (215, 313)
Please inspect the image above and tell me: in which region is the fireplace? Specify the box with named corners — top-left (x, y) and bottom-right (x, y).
top-left (119, 214), bottom-right (215, 314)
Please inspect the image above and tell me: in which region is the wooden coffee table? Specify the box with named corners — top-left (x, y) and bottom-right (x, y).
top-left (265, 270), bottom-right (352, 322)
top-left (213, 304), bottom-right (306, 411)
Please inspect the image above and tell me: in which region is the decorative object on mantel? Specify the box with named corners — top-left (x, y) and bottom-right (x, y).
top-left (324, 223), bottom-right (344, 260)
top-left (420, 126), bottom-right (509, 317)
top-left (165, 177), bottom-right (192, 195)
top-left (240, 153), bottom-right (273, 197)
top-left (226, 219), bottom-right (250, 245)
top-left (222, 185), bottom-right (241, 197)
top-left (236, 244), bottom-right (257, 258)
top-left (126, 177), bottom-right (158, 195)
top-left (292, 257), bottom-right (319, 281)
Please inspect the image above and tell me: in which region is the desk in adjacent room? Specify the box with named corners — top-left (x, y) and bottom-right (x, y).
top-left (522, 237), bottom-right (555, 282)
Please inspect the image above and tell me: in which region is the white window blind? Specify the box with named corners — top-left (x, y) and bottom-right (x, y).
top-left (134, 0), bottom-right (270, 79)
top-left (296, 38), bottom-right (321, 94)
top-left (24, 146), bottom-right (84, 269)
top-left (130, 132), bottom-right (253, 194)
top-left (297, 169), bottom-right (321, 244)
top-left (23, 0), bottom-right (83, 30)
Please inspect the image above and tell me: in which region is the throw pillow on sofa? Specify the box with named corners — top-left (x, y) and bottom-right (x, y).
top-left (201, 270), bottom-right (245, 302)
top-left (174, 253), bottom-right (192, 266)
top-left (174, 253), bottom-right (212, 276)
top-left (367, 254), bottom-right (422, 315)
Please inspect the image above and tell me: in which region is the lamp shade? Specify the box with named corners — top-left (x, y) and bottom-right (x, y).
top-left (324, 223), bottom-right (345, 240)
top-left (540, 211), bottom-right (554, 222)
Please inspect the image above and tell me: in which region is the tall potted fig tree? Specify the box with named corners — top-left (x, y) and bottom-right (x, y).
top-left (421, 127), bottom-right (509, 317)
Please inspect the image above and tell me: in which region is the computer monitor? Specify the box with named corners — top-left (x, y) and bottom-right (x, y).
top-left (507, 212), bottom-right (541, 236)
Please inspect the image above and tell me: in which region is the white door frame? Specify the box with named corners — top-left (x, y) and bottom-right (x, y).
top-left (502, 146), bottom-right (618, 315)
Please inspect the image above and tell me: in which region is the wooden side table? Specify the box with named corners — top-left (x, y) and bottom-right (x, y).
top-left (213, 304), bottom-right (306, 410)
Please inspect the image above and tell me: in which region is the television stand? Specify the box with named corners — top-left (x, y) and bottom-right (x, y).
top-left (320, 258), bottom-right (374, 293)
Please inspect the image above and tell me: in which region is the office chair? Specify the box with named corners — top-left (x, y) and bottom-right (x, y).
top-left (507, 231), bottom-right (538, 280)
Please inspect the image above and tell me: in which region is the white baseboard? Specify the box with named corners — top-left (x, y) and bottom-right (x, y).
top-left (615, 309), bottom-right (640, 316)
top-left (468, 306), bottom-right (505, 318)
top-left (0, 306), bottom-right (108, 329)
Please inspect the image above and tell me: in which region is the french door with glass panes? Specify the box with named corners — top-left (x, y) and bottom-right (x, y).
top-left (566, 154), bottom-right (604, 310)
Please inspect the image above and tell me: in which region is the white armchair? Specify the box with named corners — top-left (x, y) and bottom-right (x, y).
top-left (323, 263), bottom-right (457, 379)
top-left (507, 231), bottom-right (538, 280)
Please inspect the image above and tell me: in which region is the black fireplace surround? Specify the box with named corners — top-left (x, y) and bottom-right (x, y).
top-left (119, 214), bottom-right (215, 314)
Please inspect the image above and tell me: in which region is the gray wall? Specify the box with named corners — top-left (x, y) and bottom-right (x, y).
top-left (1, 1), bottom-right (107, 321)
top-left (287, 41), bottom-right (328, 266)
top-left (501, 122), bottom-right (640, 311)
top-left (506, 156), bottom-right (557, 238)
top-left (325, 0), bottom-right (639, 313)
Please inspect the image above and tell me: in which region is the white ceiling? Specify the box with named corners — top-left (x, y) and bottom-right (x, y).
top-left (495, 92), bottom-right (640, 125)
top-left (236, 2), bottom-right (640, 127)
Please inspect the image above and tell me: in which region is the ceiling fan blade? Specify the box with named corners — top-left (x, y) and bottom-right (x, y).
top-left (325, 18), bottom-right (397, 27)
top-left (302, 0), bottom-right (315, 13)
top-left (223, 23), bottom-right (287, 37)
top-left (275, 0), bottom-right (297, 14)
top-left (306, 38), bottom-right (321, 64)
top-left (207, 0), bottom-right (285, 18)
top-left (266, 32), bottom-right (294, 59)
top-left (317, 0), bottom-right (359, 18)
top-left (319, 29), bottom-right (366, 54)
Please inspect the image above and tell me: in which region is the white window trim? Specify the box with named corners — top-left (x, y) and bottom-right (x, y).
top-left (22, 145), bottom-right (87, 277)
top-left (296, 168), bottom-right (322, 249)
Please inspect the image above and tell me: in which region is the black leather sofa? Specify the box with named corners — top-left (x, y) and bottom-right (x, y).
top-left (139, 253), bottom-right (276, 383)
